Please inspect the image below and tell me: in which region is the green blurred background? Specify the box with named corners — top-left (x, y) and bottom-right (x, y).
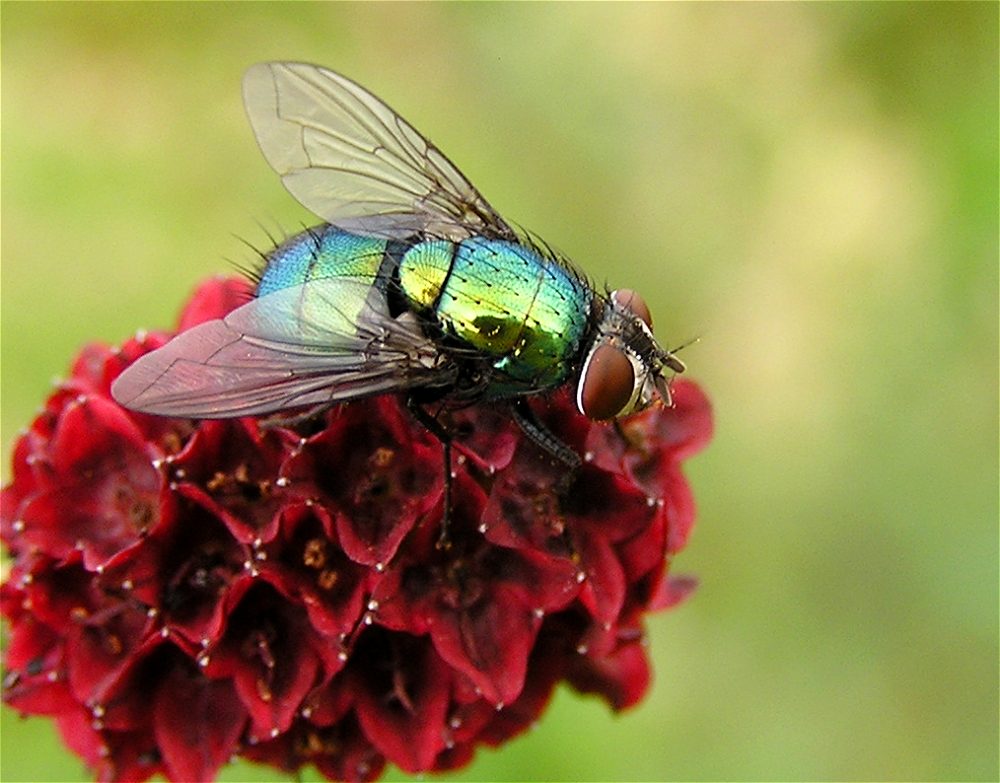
top-left (2, 3), bottom-right (996, 781)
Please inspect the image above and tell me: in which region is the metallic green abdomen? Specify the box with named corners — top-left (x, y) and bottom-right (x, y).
top-left (400, 237), bottom-right (593, 393)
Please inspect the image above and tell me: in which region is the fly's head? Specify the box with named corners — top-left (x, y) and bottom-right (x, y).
top-left (576, 289), bottom-right (686, 421)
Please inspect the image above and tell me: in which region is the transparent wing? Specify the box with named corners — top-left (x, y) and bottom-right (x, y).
top-left (242, 61), bottom-right (518, 242)
top-left (111, 279), bottom-right (454, 418)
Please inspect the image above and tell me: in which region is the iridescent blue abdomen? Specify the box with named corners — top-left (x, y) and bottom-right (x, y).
top-left (257, 228), bottom-right (389, 295)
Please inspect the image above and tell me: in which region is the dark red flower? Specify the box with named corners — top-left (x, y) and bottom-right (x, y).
top-left (2, 277), bottom-right (712, 782)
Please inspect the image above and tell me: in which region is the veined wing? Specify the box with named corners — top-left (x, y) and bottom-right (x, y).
top-left (111, 278), bottom-right (454, 418)
top-left (242, 62), bottom-right (517, 242)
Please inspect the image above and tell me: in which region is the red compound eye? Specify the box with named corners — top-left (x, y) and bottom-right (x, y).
top-left (611, 288), bottom-right (652, 328)
top-left (577, 342), bottom-right (635, 420)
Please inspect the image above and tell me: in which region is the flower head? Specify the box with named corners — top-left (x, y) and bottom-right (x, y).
top-left (2, 277), bottom-right (712, 782)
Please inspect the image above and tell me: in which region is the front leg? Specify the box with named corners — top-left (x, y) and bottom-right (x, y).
top-left (405, 395), bottom-right (454, 550)
top-left (510, 398), bottom-right (581, 494)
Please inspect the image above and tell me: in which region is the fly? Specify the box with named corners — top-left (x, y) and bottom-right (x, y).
top-left (112, 62), bottom-right (686, 538)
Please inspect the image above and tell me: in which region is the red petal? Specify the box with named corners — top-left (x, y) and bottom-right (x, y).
top-left (154, 662), bottom-right (247, 783)
top-left (284, 397), bottom-right (443, 567)
top-left (648, 573), bottom-right (699, 611)
top-left (1, 432), bottom-right (42, 544)
top-left (98, 501), bottom-right (246, 648)
top-left (568, 636), bottom-right (652, 711)
top-left (262, 504), bottom-right (371, 639)
top-left (92, 727), bottom-right (164, 783)
top-left (662, 464), bottom-right (696, 554)
top-left (176, 276), bottom-right (254, 330)
top-left (476, 636), bottom-right (563, 747)
top-left (352, 632), bottom-right (451, 772)
top-left (22, 396), bottom-right (164, 568)
top-left (576, 531), bottom-right (627, 627)
top-left (480, 446), bottom-right (573, 552)
top-left (309, 716), bottom-right (386, 782)
top-left (658, 379), bottom-right (714, 461)
top-left (209, 579), bottom-right (339, 739)
top-left (616, 503), bottom-right (667, 585)
top-left (2, 613), bottom-right (75, 715)
top-left (54, 705), bottom-right (108, 770)
top-left (373, 533), bottom-right (578, 706)
top-left (172, 419), bottom-right (294, 544)
top-left (66, 600), bottom-right (157, 708)
top-left (426, 582), bottom-right (541, 707)
top-left (239, 711), bottom-right (386, 781)
top-left (449, 404), bottom-right (519, 474)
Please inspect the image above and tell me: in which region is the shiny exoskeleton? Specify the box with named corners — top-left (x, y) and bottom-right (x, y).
top-left (252, 226), bottom-right (595, 411)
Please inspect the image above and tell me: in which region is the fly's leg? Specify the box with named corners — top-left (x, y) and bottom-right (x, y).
top-left (405, 396), bottom-right (453, 550)
top-left (511, 400), bottom-right (584, 568)
top-left (510, 399), bottom-right (581, 494)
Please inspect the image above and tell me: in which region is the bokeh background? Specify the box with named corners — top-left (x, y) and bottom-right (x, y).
top-left (2, 3), bottom-right (996, 781)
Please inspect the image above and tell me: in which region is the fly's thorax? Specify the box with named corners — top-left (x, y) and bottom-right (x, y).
top-left (576, 289), bottom-right (685, 420)
top-left (399, 237), bottom-right (593, 393)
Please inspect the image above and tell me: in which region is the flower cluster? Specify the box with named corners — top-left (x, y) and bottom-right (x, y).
top-left (1, 278), bottom-right (712, 782)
